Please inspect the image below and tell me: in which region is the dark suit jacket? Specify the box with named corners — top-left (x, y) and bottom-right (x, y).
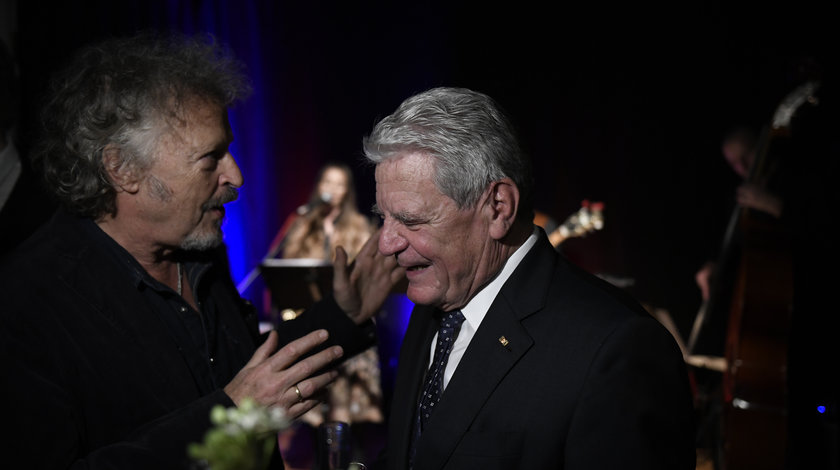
top-left (0, 209), bottom-right (374, 469)
top-left (380, 230), bottom-right (695, 469)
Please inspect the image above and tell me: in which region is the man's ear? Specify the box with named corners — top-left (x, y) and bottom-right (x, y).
top-left (102, 145), bottom-right (140, 194)
top-left (486, 178), bottom-right (520, 240)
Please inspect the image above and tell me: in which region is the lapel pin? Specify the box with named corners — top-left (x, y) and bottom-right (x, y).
top-left (499, 336), bottom-right (509, 347)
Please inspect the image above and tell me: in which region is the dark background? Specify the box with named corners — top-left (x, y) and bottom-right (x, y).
top-left (5, 0), bottom-right (836, 340)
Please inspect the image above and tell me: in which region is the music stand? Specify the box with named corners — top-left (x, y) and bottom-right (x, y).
top-left (259, 258), bottom-right (334, 313)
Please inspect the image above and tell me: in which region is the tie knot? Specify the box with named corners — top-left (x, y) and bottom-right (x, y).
top-left (439, 310), bottom-right (465, 339)
top-left (442, 309), bottom-right (465, 327)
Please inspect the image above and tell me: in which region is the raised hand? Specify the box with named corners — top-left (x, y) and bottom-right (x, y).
top-left (737, 183), bottom-right (783, 218)
top-left (332, 227), bottom-right (406, 324)
top-left (224, 329), bottom-right (343, 419)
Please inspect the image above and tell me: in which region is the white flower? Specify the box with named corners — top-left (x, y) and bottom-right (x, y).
top-left (189, 398), bottom-right (292, 470)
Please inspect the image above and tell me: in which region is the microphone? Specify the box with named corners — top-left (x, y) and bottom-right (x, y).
top-left (297, 192), bottom-right (332, 215)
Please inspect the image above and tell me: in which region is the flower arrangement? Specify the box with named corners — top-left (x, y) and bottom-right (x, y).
top-left (188, 398), bottom-right (290, 470)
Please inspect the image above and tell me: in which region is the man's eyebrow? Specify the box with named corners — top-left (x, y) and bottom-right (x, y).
top-left (393, 211), bottom-right (426, 225)
top-left (370, 204), bottom-right (421, 224)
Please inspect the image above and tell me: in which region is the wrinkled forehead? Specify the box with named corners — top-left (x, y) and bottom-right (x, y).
top-left (375, 151), bottom-right (436, 184)
top-left (145, 98), bottom-right (230, 165)
top-left (373, 152), bottom-right (449, 214)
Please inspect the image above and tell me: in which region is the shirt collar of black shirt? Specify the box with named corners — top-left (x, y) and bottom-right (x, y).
top-left (79, 217), bottom-right (224, 393)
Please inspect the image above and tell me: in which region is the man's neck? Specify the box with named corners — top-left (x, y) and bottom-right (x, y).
top-left (96, 215), bottom-right (177, 280)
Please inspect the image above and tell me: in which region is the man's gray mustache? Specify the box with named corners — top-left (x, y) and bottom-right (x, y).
top-left (203, 187), bottom-right (238, 211)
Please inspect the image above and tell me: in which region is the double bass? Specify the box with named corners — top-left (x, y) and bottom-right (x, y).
top-left (688, 80), bottom-right (820, 469)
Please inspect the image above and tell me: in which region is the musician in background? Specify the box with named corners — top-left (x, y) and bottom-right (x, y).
top-left (263, 162), bottom-right (377, 318)
top-left (281, 162), bottom-right (375, 262)
top-left (689, 125), bottom-right (792, 467)
top-left (694, 127), bottom-right (784, 302)
top-left (691, 56), bottom-right (840, 468)
top-left (274, 162), bottom-right (385, 467)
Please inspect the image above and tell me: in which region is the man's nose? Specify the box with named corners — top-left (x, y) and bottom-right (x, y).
top-left (219, 152), bottom-right (244, 188)
top-left (378, 218), bottom-right (407, 257)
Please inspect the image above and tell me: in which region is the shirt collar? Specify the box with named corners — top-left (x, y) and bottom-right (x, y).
top-left (79, 217), bottom-right (211, 293)
top-left (459, 226), bottom-right (539, 332)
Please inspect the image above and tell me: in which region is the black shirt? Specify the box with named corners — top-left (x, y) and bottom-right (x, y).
top-left (82, 218), bottom-right (240, 394)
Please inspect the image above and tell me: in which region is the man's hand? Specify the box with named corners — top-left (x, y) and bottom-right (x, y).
top-left (224, 329), bottom-right (342, 419)
top-left (737, 183), bottom-right (783, 218)
top-left (333, 228), bottom-right (406, 324)
top-left (695, 261), bottom-right (715, 301)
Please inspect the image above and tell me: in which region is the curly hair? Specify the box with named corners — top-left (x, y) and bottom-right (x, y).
top-left (30, 31), bottom-right (251, 218)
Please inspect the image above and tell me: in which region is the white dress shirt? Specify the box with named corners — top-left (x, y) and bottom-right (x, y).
top-left (429, 227), bottom-right (539, 390)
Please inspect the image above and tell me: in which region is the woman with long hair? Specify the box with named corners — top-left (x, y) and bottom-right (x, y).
top-left (276, 162), bottom-right (385, 467)
top-left (282, 162), bottom-right (374, 262)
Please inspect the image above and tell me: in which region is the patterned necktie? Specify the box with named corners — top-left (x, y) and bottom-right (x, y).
top-left (410, 310), bottom-right (466, 467)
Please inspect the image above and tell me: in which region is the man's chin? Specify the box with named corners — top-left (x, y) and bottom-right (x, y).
top-left (405, 285), bottom-right (442, 309)
top-left (180, 229), bottom-right (224, 251)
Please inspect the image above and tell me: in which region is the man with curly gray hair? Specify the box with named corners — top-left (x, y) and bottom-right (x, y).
top-left (0, 31), bottom-right (401, 469)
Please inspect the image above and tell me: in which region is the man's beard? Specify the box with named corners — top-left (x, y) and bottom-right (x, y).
top-left (145, 174), bottom-right (239, 252)
top-left (180, 221), bottom-right (224, 251)
top-left (180, 186), bottom-right (239, 251)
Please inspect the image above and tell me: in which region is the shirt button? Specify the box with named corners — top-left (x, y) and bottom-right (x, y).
top-left (180, 306), bottom-right (187, 313)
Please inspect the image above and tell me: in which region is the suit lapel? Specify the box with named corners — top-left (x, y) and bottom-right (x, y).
top-left (413, 231), bottom-right (558, 470)
top-left (387, 305), bottom-right (438, 467)
top-left (416, 302), bottom-right (533, 469)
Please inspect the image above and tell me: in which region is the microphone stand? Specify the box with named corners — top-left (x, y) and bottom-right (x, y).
top-left (236, 195), bottom-right (332, 294)
top-left (236, 210), bottom-right (300, 294)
